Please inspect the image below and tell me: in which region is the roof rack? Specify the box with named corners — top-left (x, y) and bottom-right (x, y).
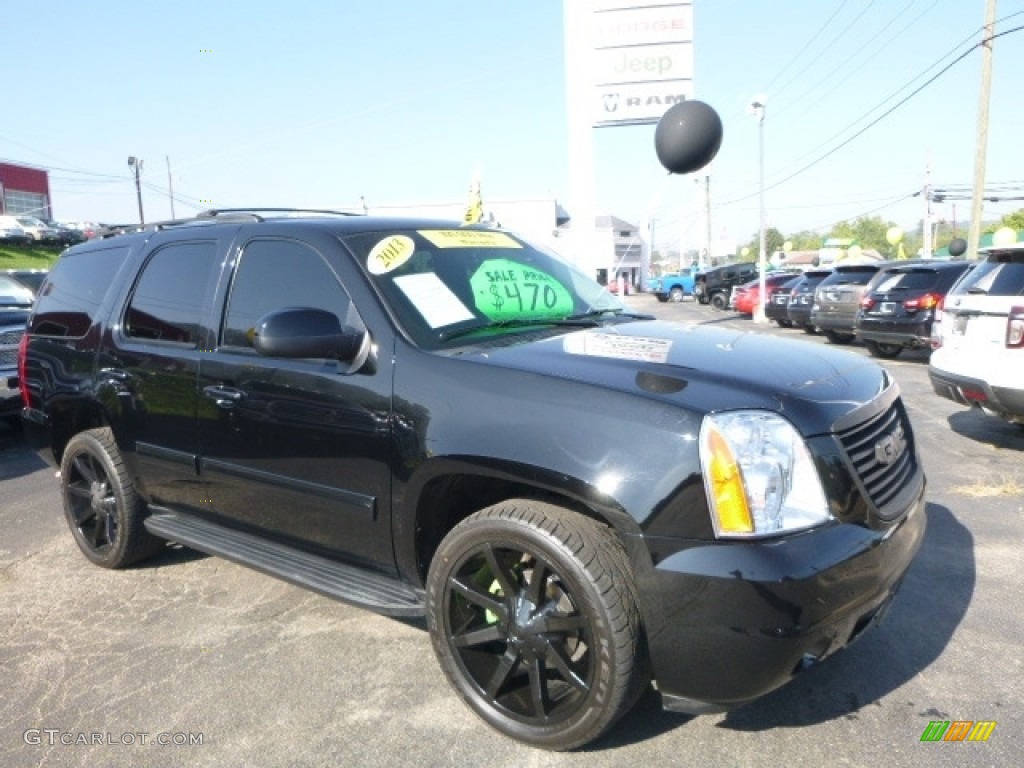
top-left (195, 207), bottom-right (362, 220)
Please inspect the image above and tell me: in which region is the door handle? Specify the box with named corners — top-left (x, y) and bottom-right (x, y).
top-left (202, 385), bottom-right (244, 408)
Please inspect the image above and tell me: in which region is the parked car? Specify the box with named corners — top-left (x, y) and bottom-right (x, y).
top-left (855, 260), bottom-right (974, 358)
top-left (786, 268), bottom-right (833, 332)
top-left (811, 263), bottom-right (884, 344)
top-left (605, 277), bottom-right (634, 295)
top-left (0, 221), bottom-right (31, 246)
top-left (651, 269), bottom-right (695, 302)
top-left (0, 216), bottom-right (60, 244)
top-left (694, 261), bottom-right (758, 309)
top-left (45, 220), bottom-right (88, 246)
top-left (731, 272), bottom-right (800, 316)
top-left (929, 242), bottom-right (1024, 427)
top-left (2, 269), bottom-right (49, 297)
top-left (0, 274), bottom-right (34, 425)
top-left (20, 210), bottom-right (926, 749)
top-left (765, 274), bottom-right (804, 327)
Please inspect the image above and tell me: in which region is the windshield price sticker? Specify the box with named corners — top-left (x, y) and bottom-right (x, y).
top-left (367, 235), bottom-right (416, 275)
top-left (419, 230), bottom-right (521, 249)
top-left (564, 332), bottom-right (673, 364)
top-left (470, 259), bottom-right (574, 320)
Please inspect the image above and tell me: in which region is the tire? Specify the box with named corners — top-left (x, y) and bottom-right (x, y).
top-left (824, 330), bottom-right (855, 344)
top-left (802, 324), bottom-right (818, 334)
top-left (775, 318), bottom-right (793, 328)
top-left (863, 340), bottom-right (903, 359)
top-left (425, 500), bottom-right (647, 751)
top-left (668, 287), bottom-right (684, 303)
top-left (60, 428), bottom-right (165, 568)
top-left (656, 295), bottom-right (668, 303)
top-left (710, 293), bottom-right (728, 311)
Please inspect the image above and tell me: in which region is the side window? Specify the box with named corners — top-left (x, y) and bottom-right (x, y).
top-left (31, 246), bottom-right (129, 337)
top-left (222, 239), bottom-right (358, 349)
top-left (125, 241), bottom-right (217, 344)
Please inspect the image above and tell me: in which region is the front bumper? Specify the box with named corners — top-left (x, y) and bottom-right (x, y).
top-left (636, 484), bottom-right (926, 712)
top-left (0, 371), bottom-right (20, 416)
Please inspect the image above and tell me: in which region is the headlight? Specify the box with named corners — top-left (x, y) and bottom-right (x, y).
top-left (699, 411), bottom-right (831, 538)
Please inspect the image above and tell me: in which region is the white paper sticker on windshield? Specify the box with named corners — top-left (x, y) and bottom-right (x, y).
top-left (563, 332), bottom-right (672, 364)
top-left (393, 273), bottom-right (475, 329)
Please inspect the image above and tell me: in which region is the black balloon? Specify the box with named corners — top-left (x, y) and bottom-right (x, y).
top-left (948, 238), bottom-right (967, 258)
top-left (654, 100), bottom-right (724, 175)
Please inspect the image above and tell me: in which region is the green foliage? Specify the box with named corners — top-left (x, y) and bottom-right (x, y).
top-left (985, 208), bottom-right (1024, 233)
top-left (0, 245), bottom-right (62, 269)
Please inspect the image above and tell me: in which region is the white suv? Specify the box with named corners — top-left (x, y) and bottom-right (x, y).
top-left (929, 242), bottom-right (1024, 427)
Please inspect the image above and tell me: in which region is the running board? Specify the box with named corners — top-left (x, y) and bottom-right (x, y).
top-left (144, 512), bottom-right (424, 617)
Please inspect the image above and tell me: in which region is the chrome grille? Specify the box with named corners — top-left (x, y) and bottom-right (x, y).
top-left (837, 400), bottom-right (917, 519)
top-left (1, 326), bottom-right (24, 366)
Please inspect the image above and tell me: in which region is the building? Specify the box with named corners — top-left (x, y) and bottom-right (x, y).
top-left (0, 162), bottom-right (52, 218)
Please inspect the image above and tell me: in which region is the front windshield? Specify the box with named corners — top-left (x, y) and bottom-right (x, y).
top-left (342, 228), bottom-right (628, 349)
top-left (0, 275), bottom-right (34, 306)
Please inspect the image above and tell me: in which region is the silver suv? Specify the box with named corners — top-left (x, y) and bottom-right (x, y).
top-left (929, 242), bottom-right (1024, 427)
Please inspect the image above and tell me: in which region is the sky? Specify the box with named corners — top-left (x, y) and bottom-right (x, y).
top-left (3, 0), bottom-right (1023, 254)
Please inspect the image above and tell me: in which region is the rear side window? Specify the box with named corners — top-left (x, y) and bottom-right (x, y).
top-left (873, 269), bottom-right (941, 293)
top-left (952, 251), bottom-right (1024, 297)
top-left (125, 241), bottom-right (217, 344)
top-left (30, 246), bottom-right (129, 337)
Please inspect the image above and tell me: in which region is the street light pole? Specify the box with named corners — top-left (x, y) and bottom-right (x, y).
top-left (128, 156), bottom-right (145, 225)
top-left (751, 97), bottom-right (767, 322)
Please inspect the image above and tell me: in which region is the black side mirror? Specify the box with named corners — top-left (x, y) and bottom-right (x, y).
top-left (253, 307), bottom-right (371, 372)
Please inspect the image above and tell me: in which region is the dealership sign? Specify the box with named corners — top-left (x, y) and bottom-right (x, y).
top-left (585, 1), bottom-right (694, 126)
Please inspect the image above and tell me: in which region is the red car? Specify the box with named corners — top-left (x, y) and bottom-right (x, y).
top-left (731, 273), bottom-right (799, 315)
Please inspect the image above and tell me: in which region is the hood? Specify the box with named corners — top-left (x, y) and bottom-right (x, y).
top-left (456, 320), bottom-right (893, 436)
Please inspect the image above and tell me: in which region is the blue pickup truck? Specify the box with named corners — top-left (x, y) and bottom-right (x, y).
top-left (650, 268), bottom-right (695, 302)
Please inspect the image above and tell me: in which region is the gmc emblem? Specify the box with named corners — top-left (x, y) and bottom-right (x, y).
top-left (874, 422), bottom-right (906, 466)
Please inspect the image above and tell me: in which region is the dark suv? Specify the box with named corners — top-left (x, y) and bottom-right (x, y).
top-left (19, 210), bottom-right (926, 750)
top-left (1, 274), bottom-right (34, 425)
top-left (811, 263), bottom-right (884, 344)
top-left (693, 261), bottom-right (757, 309)
top-left (855, 260), bottom-right (974, 358)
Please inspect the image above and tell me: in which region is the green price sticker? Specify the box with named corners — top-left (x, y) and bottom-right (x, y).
top-left (469, 259), bottom-right (574, 320)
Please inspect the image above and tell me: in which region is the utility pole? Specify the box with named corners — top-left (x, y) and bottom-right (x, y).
top-left (704, 174), bottom-right (712, 270)
top-left (967, 0), bottom-right (997, 259)
top-left (922, 161), bottom-right (933, 258)
top-left (165, 156), bottom-right (176, 219)
top-left (127, 156), bottom-right (144, 225)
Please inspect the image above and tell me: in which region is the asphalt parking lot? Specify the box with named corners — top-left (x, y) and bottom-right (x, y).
top-left (1, 292), bottom-right (1021, 768)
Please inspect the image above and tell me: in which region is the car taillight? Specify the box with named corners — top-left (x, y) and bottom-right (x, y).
top-left (904, 292), bottom-right (941, 311)
top-left (1007, 306), bottom-right (1024, 348)
top-left (860, 296), bottom-right (875, 310)
top-left (17, 333), bottom-right (31, 409)
top-left (931, 298), bottom-right (945, 349)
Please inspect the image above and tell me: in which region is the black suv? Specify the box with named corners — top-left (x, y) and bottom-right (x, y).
top-left (693, 261), bottom-right (757, 309)
top-left (19, 210), bottom-right (926, 750)
top-left (855, 260), bottom-right (974, 358)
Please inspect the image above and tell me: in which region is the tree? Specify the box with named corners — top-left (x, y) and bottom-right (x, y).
top-left (985, 208), bottom-right (1024, 233)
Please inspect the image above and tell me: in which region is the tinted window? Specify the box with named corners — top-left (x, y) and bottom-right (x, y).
top-left (223, 239), bottom-right (358, 349)
top-left (125, 241), bottom-right (217, 344)
top-left (951, 250), bottom-right (1024, 297)
top-left (873, 269), bottom-right (942, 293)
top-left (30, 246), bottom-right (128, 337)
top-left (820, 267), bottom-right (878, 286)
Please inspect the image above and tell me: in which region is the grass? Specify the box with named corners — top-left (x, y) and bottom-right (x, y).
top-left (0, 245), bottom-right (63, 269)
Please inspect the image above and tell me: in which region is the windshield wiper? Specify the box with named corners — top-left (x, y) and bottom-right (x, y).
top-left (563, 308), bottom-right (654, 321)
top-left (440, 316), bottom-right (603, 342)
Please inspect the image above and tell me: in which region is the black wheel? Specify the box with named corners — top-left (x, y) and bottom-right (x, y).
top-left (710, 293), bottom-right (728, 311)
top-left (775, 318), bottom-right (793, 328)
top-left (669, 287), bottom-right (684, 303)
top-left (863, 340), bottom-right (903, 359)
top-left (802, 323), bottom-right (818, 334)
top-left (426, 500), bottom-right (647, 750)
top-left (60, 428), bottom-right (165, 568)
top-left (824, 330), bottom-right (855, 344)
top-left (656, 295), bottom-right (668, 303)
